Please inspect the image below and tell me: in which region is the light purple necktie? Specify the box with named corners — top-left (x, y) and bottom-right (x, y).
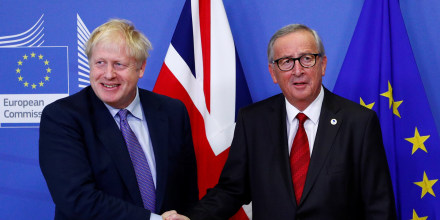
top-left (118, 109), bottom-right (156, 212)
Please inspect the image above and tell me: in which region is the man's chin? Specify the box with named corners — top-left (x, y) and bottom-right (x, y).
top-left (96, 92), bottom-right (120, 106)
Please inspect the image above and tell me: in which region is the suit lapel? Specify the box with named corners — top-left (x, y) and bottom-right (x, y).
top-left (266, 94), bottom-right (298, 207)
top-left (139, 89), bottom-right (169, 212)
top-left (301, 88), bottom-right (342, 203)
top-left (89, 88), bottom-right (144, 206)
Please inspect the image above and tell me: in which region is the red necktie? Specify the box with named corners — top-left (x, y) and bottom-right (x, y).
top-left (290, 113), bottom-right (310, 205)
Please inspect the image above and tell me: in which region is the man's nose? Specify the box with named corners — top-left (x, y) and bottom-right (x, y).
top-left (104, 64), bottom-right (116, 78)
top-left (291, 59), bottom-right (304, 76)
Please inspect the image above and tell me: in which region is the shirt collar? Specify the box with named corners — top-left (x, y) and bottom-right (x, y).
top-left (285, 85), bottom-right (324, 125)
top-left (104, 87), bottom-right (144, 121)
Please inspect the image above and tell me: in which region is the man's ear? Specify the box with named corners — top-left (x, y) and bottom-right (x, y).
top-left (138, 60), bottom-right (147, 78)
top-left (320, 55), bottom-right (327, 77)
top-left (269, 63), bottom-right (278, 84)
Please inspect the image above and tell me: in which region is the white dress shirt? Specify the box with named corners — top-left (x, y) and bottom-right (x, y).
top-left (285, 86), bottom-right (324, 156)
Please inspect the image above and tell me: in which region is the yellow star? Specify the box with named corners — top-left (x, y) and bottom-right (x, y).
top-left (44, 60), bottom-right (49, 65)
top-left (38, 54), bottom-right (43, 59)
top-left (18, 76), bottom-right (23, 81)
top-left (16, 68), bottom-right (21, 73)
top-left (392, 100), bottom-right (403, 118)
top-left (31, 52), bottom-right (36, 58)
top-left (17, 60), bottom-right (23, 66)
top-left (414, 171), bottom-right (438, 198)
top-left (380, 81), bottom-right (394, 108)
top-left (31, 83), bottom-right (37, 89)
top-left (46, 67), bottom-right (52, 73)
top-left (44, 75), bottom-right (50, 81)
top-left (24, 81), bottom-right (29, 87)
top-left (360, 97), bottom-right (375, 109)
top-left (411, 209), bottom-right (428, 220)
top-left (23, 54), bottom-right (28, 60)
top-left (39, 81), bottom-right (44, 87)
top-left (405, 127), bottom-right (430, 154)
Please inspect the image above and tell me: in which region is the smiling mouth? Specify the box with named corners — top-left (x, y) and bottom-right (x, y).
top-left (102, 83), bottom-right (119, 88)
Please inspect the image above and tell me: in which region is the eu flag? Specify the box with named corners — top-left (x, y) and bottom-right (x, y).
top-left (0, 47), bottom-right (68, 94)
top-left (333, 0), bottom-right (440, 219)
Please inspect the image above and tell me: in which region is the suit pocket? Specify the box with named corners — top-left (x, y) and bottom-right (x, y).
top-left (326, 163), bottom-right (347, 175)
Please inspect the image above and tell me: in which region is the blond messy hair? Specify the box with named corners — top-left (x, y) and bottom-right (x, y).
top-left (85, 18), bottom-right (152, 67)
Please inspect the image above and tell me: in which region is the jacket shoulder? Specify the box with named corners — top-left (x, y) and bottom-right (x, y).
top-left (43, 87), bottom-right (94, 113)
top-left (139, 88), bottom-right (185, 108)
top-left (240, 93), bottom-right (284, 114)
top-left (324, 89), bottom-right (378, 122)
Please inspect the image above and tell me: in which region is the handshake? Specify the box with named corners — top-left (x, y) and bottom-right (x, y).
top-left (161, 210), bottom-right (190, 220)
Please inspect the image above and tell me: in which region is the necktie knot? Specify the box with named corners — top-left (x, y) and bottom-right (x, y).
top-left (118, 109), bottom-right (130, 121)
top-left (296, 113), bottom-right (308, 125)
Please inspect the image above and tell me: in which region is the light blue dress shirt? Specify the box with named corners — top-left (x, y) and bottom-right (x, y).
top-left (104, 88), bottom-right (162, 219)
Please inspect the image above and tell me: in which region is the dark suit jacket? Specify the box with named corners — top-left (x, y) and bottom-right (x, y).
top-left (39, 86), bottom-right (198, 220)
top-left (189, 88), bottom-right (396, 220)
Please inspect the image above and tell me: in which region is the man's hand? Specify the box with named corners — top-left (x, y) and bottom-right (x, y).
top-left (162, 210), bottom-right (190, 220)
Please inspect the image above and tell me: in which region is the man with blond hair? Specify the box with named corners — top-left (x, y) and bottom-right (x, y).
top-left (39, 19), bottom-right (198, 220)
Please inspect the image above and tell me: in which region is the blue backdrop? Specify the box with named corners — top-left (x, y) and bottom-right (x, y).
top-left (0, 0), bottom-right (439, 219)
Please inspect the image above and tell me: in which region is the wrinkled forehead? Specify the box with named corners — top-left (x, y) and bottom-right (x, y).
top-left (95, 41), bottom-right (126, 54)
top-left (273, 31), bottom-right (318, 56)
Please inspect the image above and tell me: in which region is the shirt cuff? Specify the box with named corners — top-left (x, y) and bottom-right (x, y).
top-left (150, 213), bottom-right (162, 220)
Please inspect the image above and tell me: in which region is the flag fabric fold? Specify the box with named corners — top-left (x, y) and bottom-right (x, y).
top-left (153, 0), bottom-right (252, 219)
top-left (334, 0), bottom-right (440, 219)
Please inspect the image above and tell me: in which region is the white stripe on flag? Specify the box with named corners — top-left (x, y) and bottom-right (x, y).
top-left (210, 0), bottom-right (237, 147)
top-left (164, 44), bottom-right (235, 156)
top-left (190, 0), bottom-right (205, 85)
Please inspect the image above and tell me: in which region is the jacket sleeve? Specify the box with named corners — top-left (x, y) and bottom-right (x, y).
top-left (176, 101), bottom-right (199, 215)
top-left (360, 112), bottom-right (397, 219)
top-left (188, 109), bottom-right (251, 220)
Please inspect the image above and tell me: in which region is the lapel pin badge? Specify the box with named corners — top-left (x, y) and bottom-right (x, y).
top-left (330, 119), bottom-right (337, 125)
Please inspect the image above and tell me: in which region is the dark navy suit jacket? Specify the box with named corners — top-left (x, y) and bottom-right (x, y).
top-left (39, 86), bottom-right (198, 219)
top-left (189, 88), bottom-right (396, 220)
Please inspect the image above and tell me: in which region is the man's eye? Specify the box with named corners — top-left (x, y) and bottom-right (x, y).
top-left (114, 62), bottom-right (127, 70)
top-left (116, 62), bottom-right (128, 67)
top-left (302, 55), bottom-right (313, 61)
top-left (280, 58), bottom-right (291, 65)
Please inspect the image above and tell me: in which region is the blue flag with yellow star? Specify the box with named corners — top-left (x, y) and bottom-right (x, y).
top-left (0, 47), bottom-right (68, 94)
top-left (333, 0), bottom-right (440, 219)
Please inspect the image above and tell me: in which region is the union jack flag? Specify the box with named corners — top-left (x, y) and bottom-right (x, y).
top-left (153, 0), bottom-right (252, 219)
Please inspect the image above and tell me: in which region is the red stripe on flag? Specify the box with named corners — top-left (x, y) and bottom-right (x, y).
top-left (154, 64), bottom-right (229, 196)
top-left (154, 1), bottom-right (251, 217)
top-left (199, 0), bottom-right (211, 112)
top-left (229, 208), bottom-right (249, 220)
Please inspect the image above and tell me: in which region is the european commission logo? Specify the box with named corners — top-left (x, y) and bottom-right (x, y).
top-left (77, 14), bottom-right (91, 88)
top-left (0, 14), bottom-right (69, 128)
